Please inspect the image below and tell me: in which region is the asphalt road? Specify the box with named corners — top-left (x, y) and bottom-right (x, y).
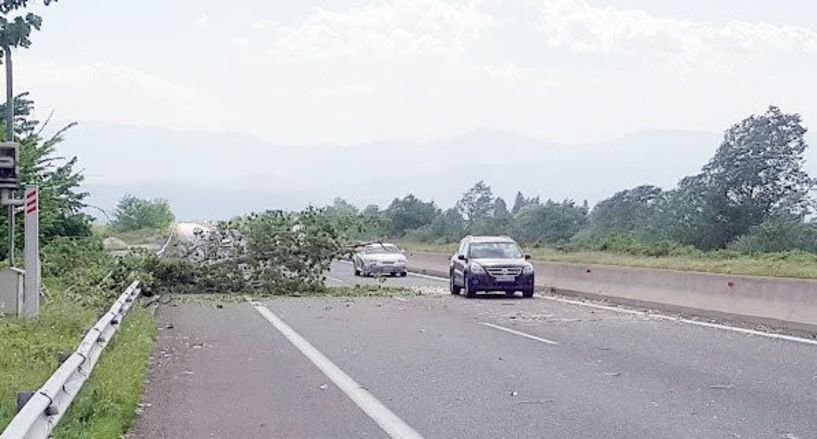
top-left (132, 261), bottom-right (817, 439)
top-left (324, 260), bottom-right (449, 292)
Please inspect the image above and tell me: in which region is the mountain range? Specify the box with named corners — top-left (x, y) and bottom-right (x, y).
top-left (54, 122), bottom-right (816, 221)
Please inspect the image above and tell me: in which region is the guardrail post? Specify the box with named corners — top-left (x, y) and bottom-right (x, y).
top-left (15, 392), bottom-right (33, 413)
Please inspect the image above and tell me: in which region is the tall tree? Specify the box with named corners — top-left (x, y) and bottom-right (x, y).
top-left (456, 180), bottom-right (494, 222)
top-left (424, 208), bottom-right (466, 243)
top-left (385, 194), bottom-right (438, 237)
top-left (111, 195), bottom-right (175, 232)
top-left (673, 106), bottom-right (815, 248)
top-left (511, 200), bottom-right (588, 244)
top-left (0, 95), bottom-right (92, 251)
top-left (0, 1), bottom-right (54, 55)
top-left (493, 197), bottom-right (509, 218)
top-left (589, 185), bottom-right (664, 238)
top-left (511, 191), bottom-right (526, 214)
top-left (324, 197), bottom-right (359, 218)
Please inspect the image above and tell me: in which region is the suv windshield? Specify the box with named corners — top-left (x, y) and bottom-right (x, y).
top-left (469, 242), bottom-right (523, 259)
top-left (364, 244), bottom-right (400, 255)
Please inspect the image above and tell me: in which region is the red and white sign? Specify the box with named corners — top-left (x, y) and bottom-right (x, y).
top-left (24, 188), bottom-right (37, 215)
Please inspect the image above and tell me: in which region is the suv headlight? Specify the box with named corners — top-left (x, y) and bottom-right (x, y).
top-left (470, 262), bottom-right (485, 274)
top-left (522, 264), bottom-right (534, 274)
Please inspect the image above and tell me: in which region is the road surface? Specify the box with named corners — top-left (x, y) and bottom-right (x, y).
top-left (131, 262), bottom-right (817, 438)
top-left (324, 260), bottom-right (448, 291)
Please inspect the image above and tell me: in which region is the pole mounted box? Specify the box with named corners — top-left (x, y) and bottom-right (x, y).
top-left (0, 142), bottom-right (18, 190)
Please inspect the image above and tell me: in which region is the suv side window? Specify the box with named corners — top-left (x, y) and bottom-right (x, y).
top-left (457, 239), bottom-right (467, 257)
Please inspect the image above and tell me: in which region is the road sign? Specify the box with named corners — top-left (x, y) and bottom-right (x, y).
top-left (0, 142), bottom-right (18, 190)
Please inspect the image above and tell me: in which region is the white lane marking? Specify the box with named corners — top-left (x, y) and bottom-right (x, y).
top-left (342, 260), bottom-right (817, 346)
top-left (253, 304), bottom-right (424, 439)
top-left (479, 322), bottom-right (559, 346)
top-left (337, 260), bottom-right (353, 265)
top-left (392, 297), bottom-right (408, 302)
top-left (538, 295), bottom-right (817, 347)
top-left (325, 276), bottom-right (346, 284)
top-left (407, 272), bottom-right (447, 283)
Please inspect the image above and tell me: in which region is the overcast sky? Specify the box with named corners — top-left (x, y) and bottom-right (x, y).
top-left (16, 0), bottom-right (817, 145)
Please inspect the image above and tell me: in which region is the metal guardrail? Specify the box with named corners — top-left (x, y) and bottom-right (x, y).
top-left (156, 225), bottom-right (175, 257)
top-left (0, 281), bottom-right (142, 439)
top-left (1, 227), bottom-right (175, 438)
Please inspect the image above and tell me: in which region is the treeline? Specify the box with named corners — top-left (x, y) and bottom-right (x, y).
top-left (326, 106), bottom-right (817, 256)
top-left (0, 94), bottom-right (94, 258)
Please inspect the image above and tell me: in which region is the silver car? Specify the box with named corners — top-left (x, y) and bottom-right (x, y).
top-left (352, 243), bottom-right (408, 277)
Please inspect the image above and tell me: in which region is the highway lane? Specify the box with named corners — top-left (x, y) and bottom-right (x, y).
top-left (324, 260), bottom-right (448, 291)
top-left (260, 296), bottom-right (817, 438)
top-left (134, 290), bottom-right (817, 438)
top-left (131, 302), bottom-right (386, 439)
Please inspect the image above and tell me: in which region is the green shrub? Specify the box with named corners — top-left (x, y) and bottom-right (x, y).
top-left (733, 217), bottom-right (817, 254)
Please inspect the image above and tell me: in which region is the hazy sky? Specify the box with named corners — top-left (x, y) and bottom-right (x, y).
top-left (16, 0), bottom-right (817, 144)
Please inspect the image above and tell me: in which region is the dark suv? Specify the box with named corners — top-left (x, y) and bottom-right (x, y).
top-left (449, 236), bottom-right (535, 298)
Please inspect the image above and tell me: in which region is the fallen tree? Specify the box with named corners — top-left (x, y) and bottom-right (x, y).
top-left (141, 207), bottom-right (358, 295)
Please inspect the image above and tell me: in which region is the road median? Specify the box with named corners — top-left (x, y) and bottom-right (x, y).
top-left (405, 250), bottom-right (817, 334)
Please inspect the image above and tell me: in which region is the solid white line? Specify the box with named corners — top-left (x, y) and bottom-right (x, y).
top-left (479, 322), bottom-right (559, 345)
top-left (341, 260), bottom-right (817, 346)
top-left (253, 305), bottom-right (424, 439)
top-left (325, 276), bottom-right (345, 284)
top-left (392, 296), bottom-right (408, 302)
top-left (538, 294), bottom-right (817, 347)
top-left (406, 272), bottom-right (447, 282)
top-left (677, 318), bottom-right (817, 345)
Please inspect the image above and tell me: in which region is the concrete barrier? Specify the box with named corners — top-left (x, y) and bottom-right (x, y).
top-left (405, 251), bottom-right (817, 332)
top-left (0, 267), bottom-right (25, 316)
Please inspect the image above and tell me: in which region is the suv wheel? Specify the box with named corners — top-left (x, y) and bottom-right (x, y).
top-left (522, 288), bottom-right (534, 298)
top-left (464, 273), bottom-right (477, 298)
top-left (450, 272), bottom-right (461, 295)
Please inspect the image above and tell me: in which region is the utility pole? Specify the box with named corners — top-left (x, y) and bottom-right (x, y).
top-left (4, 44), bottom-right (13, 265)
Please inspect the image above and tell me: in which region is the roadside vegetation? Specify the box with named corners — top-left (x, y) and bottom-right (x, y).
top-left (318, 107), bottom-right (817, 280)
top-left (401, 241), bottom-right (817, 280)
top-left (0, 205), bottom-right (157, 438)
top-left (52, 308), bottom-right (157, 439)
top-left (93, 195), bottom-right (175, 252)
top-left (0, 91), bottom-right (158, 435)
top-left (108, 195), bottom-right (175, 235)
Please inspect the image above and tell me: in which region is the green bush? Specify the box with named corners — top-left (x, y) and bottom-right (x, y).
top-left (572, 232), bottom-right (697, 258)
top-left (733, 217), bottom-right (817, 254)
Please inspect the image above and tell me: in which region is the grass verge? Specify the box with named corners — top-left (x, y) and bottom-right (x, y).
top-left (52, 308), bottom-right (156, 439)
top-left (0, 302), bottom-right (156, 436)
top-left (400, 242), bottom-right (817, 280)
top-left (0, 301), bottom-right (96, 430)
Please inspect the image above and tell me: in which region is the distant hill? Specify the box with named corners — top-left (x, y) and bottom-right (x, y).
top-left (57, 122), bottom-right (815, 220)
